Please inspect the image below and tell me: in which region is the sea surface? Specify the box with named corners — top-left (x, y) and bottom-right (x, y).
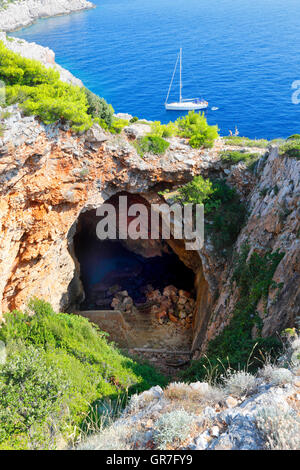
top-left (11, 0), bottom-right (300, 139)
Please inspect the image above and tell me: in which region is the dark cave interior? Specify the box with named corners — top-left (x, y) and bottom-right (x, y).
top-left (73, 204), bottom-right (195, 311)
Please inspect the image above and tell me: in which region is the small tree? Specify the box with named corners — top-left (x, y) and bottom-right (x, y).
top-left (176, 111), bottom-right (219, 148)
top-left (84, 88), bottom-right (114, 128)
top-left (177, 175), bottom-right (215, 204)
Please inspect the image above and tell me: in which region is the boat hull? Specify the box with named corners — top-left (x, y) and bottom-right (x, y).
top-left (165, 101), bottom-right (208, 111)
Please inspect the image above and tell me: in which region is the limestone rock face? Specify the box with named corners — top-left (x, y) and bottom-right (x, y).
top-left (198, 146), bottom-right (300, 353)
top-left (0, 103), bottom-right (299, 351)
top-left (0, 0), bottom-right (94, 32)
top-left (0, 106), bottom-right (219, 317)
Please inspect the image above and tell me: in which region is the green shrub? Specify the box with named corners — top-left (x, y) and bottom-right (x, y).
top-left (205, 179), bottom-right (247, 253)
top-left (287, 134), bottom-right (300, 140)
top-left (0, 41), bottom-right (114, 133)
top-left (84, 88), bottom-right (114, 127)
top-left (278, 139), bottom-right (300, 160)
top-left (220, 150), bottom-right (261, 166)
top-left (0, 299), bottom-right (167, 449)
top-left (129, 116), bottom-right (139, 123)
top-left (181, 247), bottom-right (284, 382)
top-left (150, 121), bottom-right (178, 138)
top-left (0, 344), bottom-right (66, 448)
top-left (110, 118), bottom-right (129, 134)
top-left (176, 111), bottom-right (219, 148)
top-left (134, 135), bottom-right (170, 156)
top-left (224, 136), bottom-right (269, 148)
top-left (177, 177), bottom-right (246, 253)
top-left (177, 175), bottom-right (215, 205)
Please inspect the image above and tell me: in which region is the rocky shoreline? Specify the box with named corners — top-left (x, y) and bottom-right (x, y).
top-left (0, 0), bottom-right (94, 32)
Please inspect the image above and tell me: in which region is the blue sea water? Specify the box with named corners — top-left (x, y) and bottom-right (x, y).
top-left (11, 0), bottom-right (300, 139)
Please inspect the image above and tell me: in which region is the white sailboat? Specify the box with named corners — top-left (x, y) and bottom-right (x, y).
top-left (165, 48), bottom-right (208, 111)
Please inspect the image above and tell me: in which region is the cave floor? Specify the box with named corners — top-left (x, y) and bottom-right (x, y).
top-left (123, 304), bottom-right (192, 350)
top-left (123, 305), bottom-right (192, 377)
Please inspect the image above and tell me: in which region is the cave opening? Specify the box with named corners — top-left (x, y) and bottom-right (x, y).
top-left (74, 209), bottom-right (195, 311)
top-left (71, 193), bottom-right (197, 357)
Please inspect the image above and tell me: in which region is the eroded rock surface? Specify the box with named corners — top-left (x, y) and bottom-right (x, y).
top-left (78, 338), bottom-right (300, 450)
top-left (0, 101), bottom-right (299, 354)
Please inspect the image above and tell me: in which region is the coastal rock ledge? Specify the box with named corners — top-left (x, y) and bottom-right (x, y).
top-left (0, 0), bottom-right (94, 32)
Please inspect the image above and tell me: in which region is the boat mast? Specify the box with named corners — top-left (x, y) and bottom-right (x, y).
top-left (179, 47), bottom-right (182, 103)
top-left (165, 51), bottom-right (180, 105)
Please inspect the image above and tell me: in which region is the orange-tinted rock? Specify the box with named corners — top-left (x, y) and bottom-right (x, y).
top-left (169, 313), bottom-right (179, 324)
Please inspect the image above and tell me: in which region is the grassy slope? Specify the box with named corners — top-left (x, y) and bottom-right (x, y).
top-left (0, 299), bottom-right (167, 449)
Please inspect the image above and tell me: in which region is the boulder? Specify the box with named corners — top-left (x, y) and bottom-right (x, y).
top-left (85, 124), bottom-right (109, 144)
top-left (190, 382), bottom-right (210, 394)
top-left (169, 312), bottom-right (179, 323)
top-left (163, 285), bottom-right (178, 297)
top-left (124, 123), bottom-right (152, 140)
top-left (225, 396), bottom-right (239, 408)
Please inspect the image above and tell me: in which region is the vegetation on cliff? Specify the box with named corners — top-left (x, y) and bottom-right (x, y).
top-left (176, 111), bottom-right (219, 149)
top-left (0, 299), bottom-right (166, 449)
top-left (279, 137), bottom-right (300, 160)
top-left (0, 41), bottom-right (112, 132)
top-left (224, 135), bottom-right (269, 148)
top-left (177, 176), bottom-right (247, 253)
top-left (0, 42), bottom-right (220, 152)
top-left (220, 150), bottom-right (261, 167)
top-left (181, 247), bottom-right (284, 382)
top-left (133, 134), bottom-right (170, 156)
top-left (147, 112), bottom-right (219, 151)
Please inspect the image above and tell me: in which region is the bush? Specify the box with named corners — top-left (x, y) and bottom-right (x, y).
top-left (110, 118), bottom-right (129, 134)
top-left (222, 371), bottom-right (257, 397)
top-left (78, 422), bottom-right (134, 450)
top-left (258, 365), bottom-right (294, 386)
top-left (0, 344), bottom-right (66, 448)
top-left (130, 116), bottom-right (139, 123)
top-left (220, 150), bottom-right (261, 166)
top-left (84, 88), bottom-right (114, 127)
top-left (0, 299), bottom-right (167, 449)
top-left (287, 134), bottom-right (300, 140)
top-left (134, 135), bottom-right (170, 156)
top-left (154, 409), bottom-right (194, 449)
top-left (278, 139), bottom-right (300, 160)
top-left (177, 175), bottom-right (215, 205)
top-left (205, 179), bottom-right (247, 252)
top-left (178, 177), bottom-right (246, 252)
top-left (256, 407), bottom-right (300, 450)
top-left (150, 121), bottom-right (178, 138)
top-left (176, 111), bottom-right (219, 148)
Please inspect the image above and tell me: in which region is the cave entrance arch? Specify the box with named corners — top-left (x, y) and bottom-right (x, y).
top-left (72, 192), bottom-right (197, 352)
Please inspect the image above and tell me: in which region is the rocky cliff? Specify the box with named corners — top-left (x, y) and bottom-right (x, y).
top-left (0, 36), bottom-right (299, 357)
top-left (0, 0), bottom-right (94, 32)
top-left (195, 146), bottom-right (300, 353)
top-left (1, 101), bottom-right (299, 353)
